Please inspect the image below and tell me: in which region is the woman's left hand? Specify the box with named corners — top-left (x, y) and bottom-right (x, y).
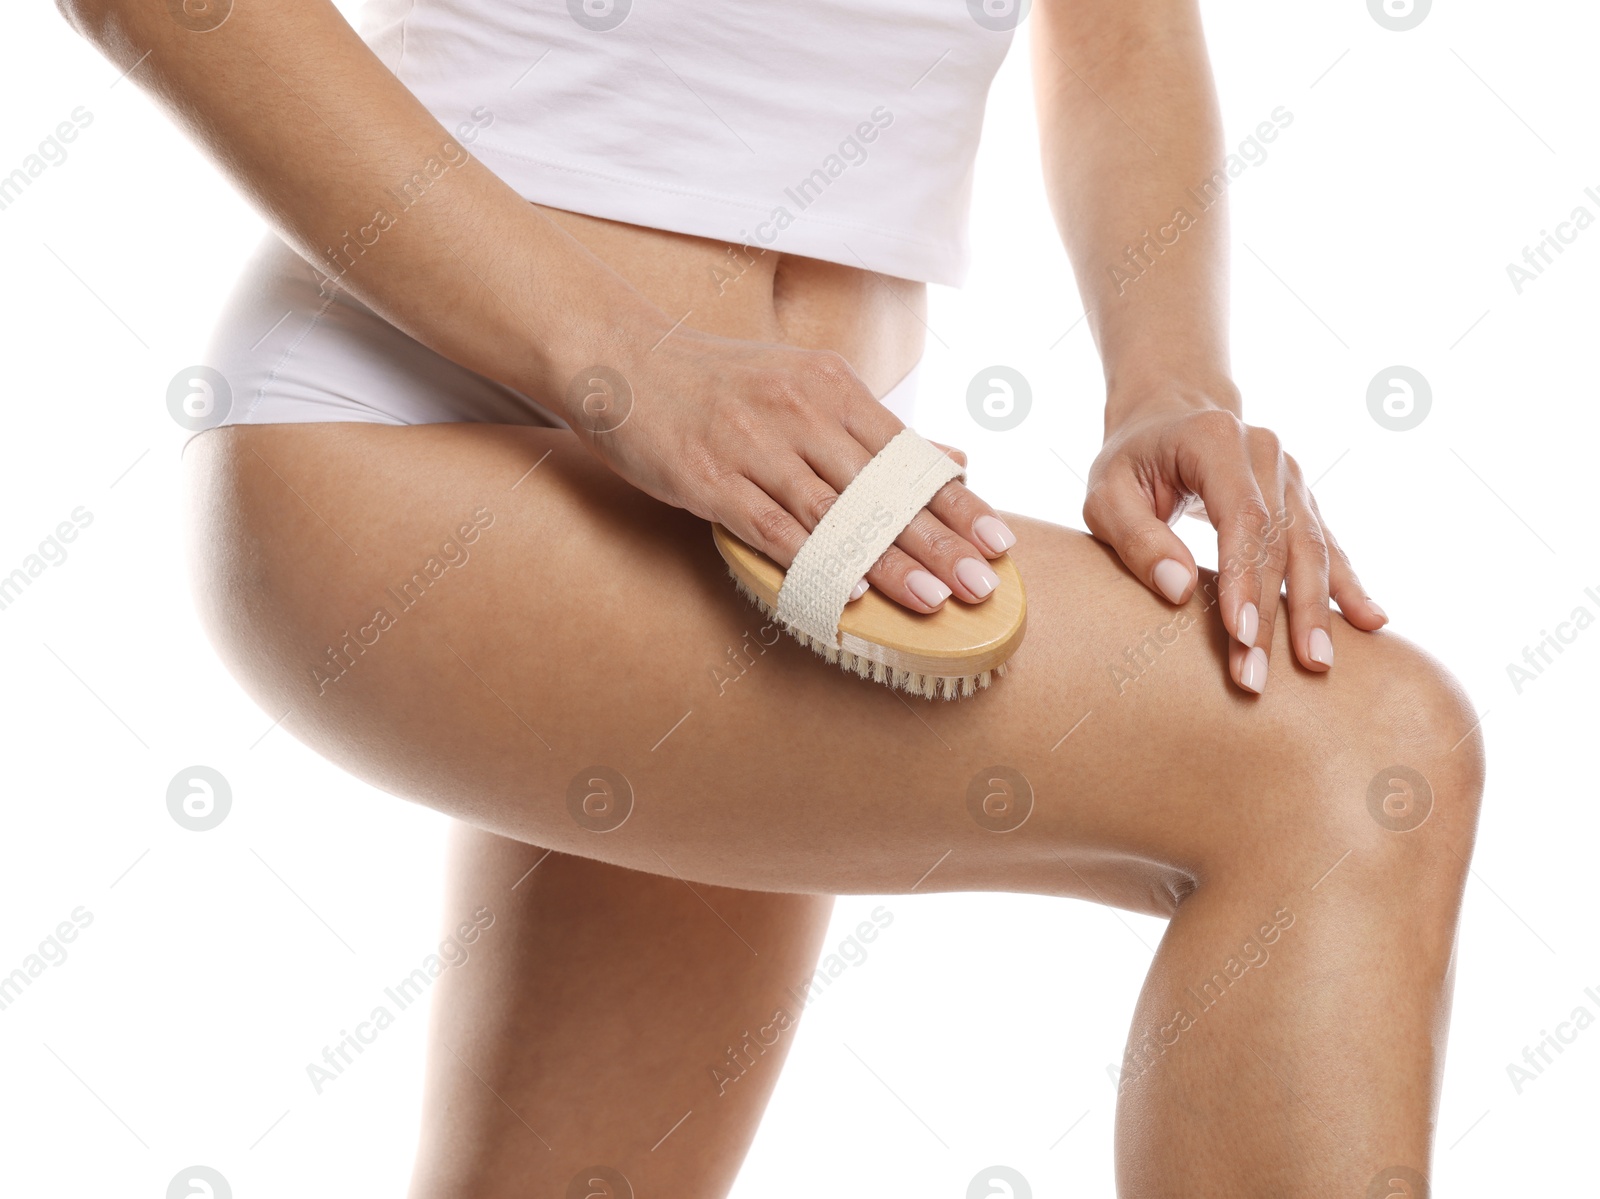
top-left (1081, 392), bottom-right (1389, 694)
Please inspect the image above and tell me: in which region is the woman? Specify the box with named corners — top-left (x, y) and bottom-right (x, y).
top-left (58, 0), bottom-right (1483, 1193)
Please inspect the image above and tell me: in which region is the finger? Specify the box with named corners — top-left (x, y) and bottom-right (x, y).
top-left (833, 375), bottom-right (976, 498)
top-left (814, 409), bottom-right (1012, 561)
top-left (803, 401), bottom-right (1005, 604)
top-left (1231, 637), bottom-right (1269, 697)
top-left (1081, 463), bottom-right (1200, 606)
top-left (748, 452), bottom-right (973, 615)
top-left (1279, 486), bottom-right (1334, 672)
top-left (889, 504), bottom-right (1005, 604)
top-left (719, 353), bottom-right (947, 612)
top-left (1238, 439), bottom-right (1293, 683)
top-left (777, 460), bottom-right (999, 607)
top-left (720, 474), bottom-right (816, 575)
top-left (925, 476), bottom-right (1017, 558)
top-left (1177, 414), bottom-right (1276, 653)
top-left (1308, 491), bottom-right (1388, 631)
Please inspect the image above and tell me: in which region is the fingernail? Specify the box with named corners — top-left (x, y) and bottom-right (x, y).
top-left (848, 578), bottom-right (870, 602)
top-left (972, 514), bottom-right (1017, 554)
top-left (1366, 598), bottom-right (1388, 623)
top-left (1239, 646), bottom-right (1268, 694)
top-left (955, 557), bottom-right (1000, 598)
top-left (1308, 627), bottom-right (1334, 667)
top-left (1237, 601), bottom-right (1259, 648)
top-left (906, 569), bottom-right (952, 608)
top-left (1153, 558), bottom-right (1190, 604)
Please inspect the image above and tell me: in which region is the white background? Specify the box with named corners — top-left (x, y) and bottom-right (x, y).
top-left (1, 0), bottom-right (1595, 1194)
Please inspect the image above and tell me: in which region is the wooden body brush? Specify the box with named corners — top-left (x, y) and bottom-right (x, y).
top-left (712, 428), bottom-right (1026, 699)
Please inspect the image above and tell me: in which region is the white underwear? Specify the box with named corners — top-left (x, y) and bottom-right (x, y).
top-left (184, 230), bottom-right (921, 452)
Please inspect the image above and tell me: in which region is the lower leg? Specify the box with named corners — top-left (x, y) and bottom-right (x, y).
top-left (1113, 719), bottom-right (1483, 1196)
top-left (406, 823), bottom-right (836, 1199)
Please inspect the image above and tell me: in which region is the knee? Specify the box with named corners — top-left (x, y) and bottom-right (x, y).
top-left (1355, 634), bottom-right (1484, 840)
top-left (1310, 631), bottom-right (1486, 925)
top-left (1194, 628), bottom-right (1485, 929)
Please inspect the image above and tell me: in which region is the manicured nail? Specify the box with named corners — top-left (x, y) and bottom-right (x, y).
top-left (906, 569), bottom-right (952, 608)
top-left (848, 578), bottom-right (870, 602)
top-left (1153, 558), bottom-right (1190, 604)
top-left (1239, 646), bottom-right (1268, 694)
top-left (1237, 601), bottom-right (1259, 648)
top-left (955, 557), bottom-right (1000, 598)
top-left (1308, 627), bottom-right (1334, 667)
top-left (972, 515), bottom-right (1017, 554)
top-left (1366, 598), bottom-right (1388, 623)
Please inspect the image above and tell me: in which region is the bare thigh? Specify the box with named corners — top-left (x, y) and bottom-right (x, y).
top-left (180, 419), bottom-right (1481, 910)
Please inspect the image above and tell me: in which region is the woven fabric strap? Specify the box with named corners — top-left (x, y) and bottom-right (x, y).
top-left (775, 428), bottom-right (967, 647)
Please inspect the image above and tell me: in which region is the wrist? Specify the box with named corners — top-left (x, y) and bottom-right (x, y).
top-left (518, 288), bottom-right (676, 429)
top-left (1103, 369), bottom-right (1242, 433)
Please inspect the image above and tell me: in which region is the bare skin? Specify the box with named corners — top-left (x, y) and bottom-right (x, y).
top-left (58, 0), bottom-right (1485, 1193)
top-left (182, 404), bottom-right (1483, 1197)
top-left (179, 214), bottom-right (1483, 1195)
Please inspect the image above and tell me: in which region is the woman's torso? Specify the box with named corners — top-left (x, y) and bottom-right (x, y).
top-left (534, 202), bottom-right (930, 395)
top-left (354, 0), bottom-right (1018, 389)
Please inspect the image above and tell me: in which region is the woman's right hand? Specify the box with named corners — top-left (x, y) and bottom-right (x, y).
top-left (562, 327), bottom-right (1019, 613)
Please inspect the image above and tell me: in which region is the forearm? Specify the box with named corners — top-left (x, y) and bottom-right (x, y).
top-left (57, 0), bottom-right (670, 415)
top-left (1031, 0), bottom-right (1239, 425)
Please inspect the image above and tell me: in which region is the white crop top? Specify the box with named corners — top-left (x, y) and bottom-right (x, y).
top-left (355, 0), bottom-right (1019, 286)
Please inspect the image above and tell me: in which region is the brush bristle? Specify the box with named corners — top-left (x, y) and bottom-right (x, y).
top-left (724, 567), bottom-right (1005, 700)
